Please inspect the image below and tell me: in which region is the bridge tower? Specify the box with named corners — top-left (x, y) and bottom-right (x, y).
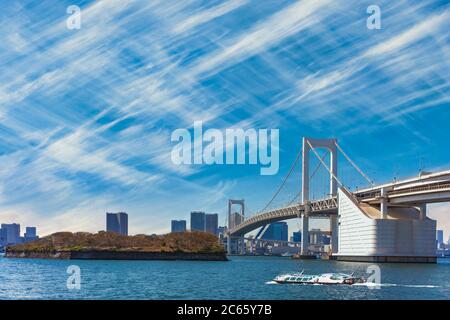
top-left (227, 199), bottom-right (245, 254)
top-left (301, 137), bottom-right (338, 256)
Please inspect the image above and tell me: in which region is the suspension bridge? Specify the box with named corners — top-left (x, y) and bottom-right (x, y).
top-left (226, 137), bottom-right (450, 263)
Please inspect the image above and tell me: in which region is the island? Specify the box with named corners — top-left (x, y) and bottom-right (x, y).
top-left (5, 231), bottom-right (228, 261)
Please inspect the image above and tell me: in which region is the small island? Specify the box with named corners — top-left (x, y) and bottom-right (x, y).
top-left (5, 231), bottom-right (227, 261)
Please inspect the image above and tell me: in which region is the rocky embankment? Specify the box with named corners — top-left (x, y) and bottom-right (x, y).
top-left (5, 250), bottom-right (228, 261)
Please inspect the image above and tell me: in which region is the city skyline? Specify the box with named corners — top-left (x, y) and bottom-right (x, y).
top-left (0, 1), bottom-right (449, 240)
top-left (2, 214), bottom-right (449, 250)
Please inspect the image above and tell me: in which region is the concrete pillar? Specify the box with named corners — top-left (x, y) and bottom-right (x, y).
top-left (301, 208), bottom-right (310, 255)
top-left (301, 137), bottom-right (310, 204)
top-left (330, 215), bottom-right (338, 254)
top-left (302, 138), bottom-right (338, 202)
top-left (380, 188), bottom-right (388, 219)
top-left (227, 235), bottom-right (231, 254)
top-left (329, 143), bottom-right (338, 197)
top-left (419, 204), bottom-right (427, 220)
top-left (240, 237), bottom-right (245, 255)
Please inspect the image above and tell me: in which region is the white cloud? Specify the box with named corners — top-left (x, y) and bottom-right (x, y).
top-left (172, 0), bottom-right (248, 34)
top-left (364, 10), bottom-right (450, 58)
top-left (190, 0), bottom-right (332, 77)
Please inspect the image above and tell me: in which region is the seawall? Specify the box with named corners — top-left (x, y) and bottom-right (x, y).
top-left (5, 250), bottom-right (228, 261)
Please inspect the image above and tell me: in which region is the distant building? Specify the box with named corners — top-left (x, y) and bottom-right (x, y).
top-left (292, 231), bottom-right (301, 243)
top-left (0, 228), bottom-right (6, 246)
top-left (217, 226), bottom-right (227, 235)
top-left (190, 211), bottom-right (205, 231)
top-left (171, 220), bottom-right (187, 233)
top-left (106, 212), bottom-right (128, 235)
top-left (261, 222), bottom-right (288, 242)
top-left (205, 213), bottom-right (218, 235)
top-left (0, 223), bottom-right (20, 245)
top-left (217, 226), bottom-right (227, 243)
top-left (436, 230), bottom-right (444, 249)
top-left (24, 227), bottom-right (38, 243)
top-left (229, 212), bottom-right (243, 229)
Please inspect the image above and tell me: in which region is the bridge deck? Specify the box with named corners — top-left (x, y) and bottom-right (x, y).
top-left (228, 173), bottom-right (450, 236)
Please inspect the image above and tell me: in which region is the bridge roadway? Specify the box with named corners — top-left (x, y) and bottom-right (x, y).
top-left (228, 170), bottom-right (450, 237)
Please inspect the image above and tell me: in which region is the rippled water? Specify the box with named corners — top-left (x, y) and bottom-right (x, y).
top-left (0, 255), bottom-right (449, 299)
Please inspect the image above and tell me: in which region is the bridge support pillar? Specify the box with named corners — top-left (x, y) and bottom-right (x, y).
top-left (380, 188), bottom-right (388, 219)
top-left (240, 237), bottom-right (245, 255)
top-left (419, 204), bottom-right (427, 220)
top-left (226, 235), bottom-right (231, 254)
top-left (301, 209), bottom-right (310, 256)
top-left (330, 215), bottom-right (338, 254)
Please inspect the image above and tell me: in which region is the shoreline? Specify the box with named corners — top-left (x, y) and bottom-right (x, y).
top-left (5, 250), bottom-right (228, 261)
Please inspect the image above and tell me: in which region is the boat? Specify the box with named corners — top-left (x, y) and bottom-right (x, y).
top-left (273, 270), bottom-right (365, 285)
top-left (281, 252), bottom-right (293, 257)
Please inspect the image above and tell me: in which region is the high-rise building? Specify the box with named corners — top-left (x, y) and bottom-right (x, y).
top-left (292, 231), bottom-right (301, 243)
top-left (436, 230), bottom-right (444, 249)
top-left (0, 228), bottom-right (6, 246)
top-left (0, 223), bottom-right (20, 245)
top-left (261, 222), bottom-right (288, 241)
top-left (24, 227), bottom-right (38, 243)
top-left (205, 213), bottom-right (218, 235)
top-left (190, 211), bottom-right (205, 231)
top-left (106, 212), bottom-right (128, 235)
top-left (171, 220), bottom-right (187, 233)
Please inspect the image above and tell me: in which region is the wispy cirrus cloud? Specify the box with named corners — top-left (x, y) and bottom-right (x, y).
top-left (0, 0), bottom-right (449, 236)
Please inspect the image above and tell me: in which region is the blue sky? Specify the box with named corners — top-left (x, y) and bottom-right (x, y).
top-left (0, 0), bottom-right (449, 239)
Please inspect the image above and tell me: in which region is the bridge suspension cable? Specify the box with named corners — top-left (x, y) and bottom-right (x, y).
top-left (285, 152), bottom-right (327, 206)
top-left (259, 147), bottom-right (302, 212)
top-left (306, 140), bottom-right (344, 188)
top-left (334, 142), bottom-right (374, 187)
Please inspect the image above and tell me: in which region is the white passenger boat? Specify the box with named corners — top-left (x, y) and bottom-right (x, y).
top-left (274, 271), bottom-right (365, 285)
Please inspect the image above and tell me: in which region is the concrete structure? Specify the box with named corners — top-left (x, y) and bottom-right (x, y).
top-left (1, 223), bottom-right (20, 245)
top-left (227, 200), bottom-right (245, 254)
top-left (205, 213), bottom-right (218, 235)
top-left (106, 212), bottom-right (128, 236)
top-left (335, 188), bottom-right (436, 263)
top-left (309, 229), bottom-right (329, 245)
top-left (301, 138), bottom-right (338, 256)
top-left (171, 220), bottom-right (186, 233)
top-left (228, 200), bottom-right (244, 229)
top-left (190, 211), bottom-right (205, 231)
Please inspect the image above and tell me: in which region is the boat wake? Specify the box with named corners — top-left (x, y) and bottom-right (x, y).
top-left (266, 281), bottom-right (441, 288)
top-left (353, 283), bottom-right (441, 288)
